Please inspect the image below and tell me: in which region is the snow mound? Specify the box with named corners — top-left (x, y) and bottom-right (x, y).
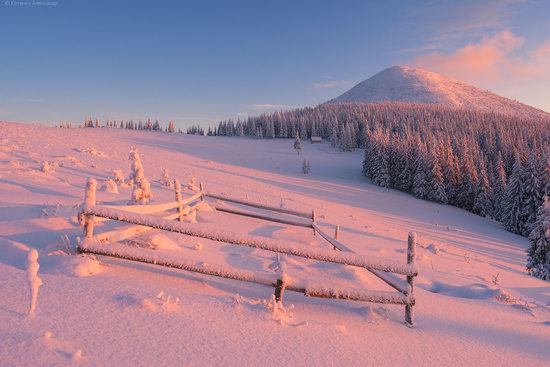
top-left (425, 282), bottom-right (503, 300)
top-left (425, 243), bottom-right (441, 255)
top-left (360, 306), bottom-right (389, 325)
top-left (126, 233), bottom-right (182, 252)
top-left (114, 291), bottom-right (181, 313)
top-left (195, 201), bottom-right (214, 212)
top-left (74, 147), bottom-right (108, 157)
top-left (59, 254), bottom-right (102, 277)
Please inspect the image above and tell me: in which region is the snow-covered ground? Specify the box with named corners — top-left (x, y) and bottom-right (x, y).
top-left (0, 121), bottom-right (548, 366)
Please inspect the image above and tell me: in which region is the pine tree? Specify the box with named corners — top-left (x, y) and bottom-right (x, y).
top-left (492, 152), bottom-right (507, 220)
top-left (329, 123), bottom-right (338, 147)
top-left (302, 159), bottom-right (310, 174)
top-left (473, 162), bottom-right (492, 217)
top-left (502, 153), bottom-right (525, 234)
top-left (429, 149), bottom-right (447, 203)
top-left (413, 148), bottom-right (430, 199)
top-left (456, 149), bottom-right (478, 211)
top-left (521, 152), bottom-right (543, 236)
top-left (527, 196), bottom-right (550, 280)
top-left (373, 143), bottom-right (391, 188)
top-left (294, 132), bottom-right (302, 155)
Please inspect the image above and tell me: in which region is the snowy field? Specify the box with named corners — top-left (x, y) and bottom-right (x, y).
top-left (0, 121), bottom-right (548, 366)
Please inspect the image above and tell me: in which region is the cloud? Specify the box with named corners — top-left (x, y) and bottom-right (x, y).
top-left (411, 30), bottom-right (550, 86)
top-left (311, 80), bottom-right (349, 89)
top-left (236, 112), bottom-right (249, 117)
top-left (423, 0), bottom-right (525, 44)
top-left (250, 104), bottom-right (295, 111)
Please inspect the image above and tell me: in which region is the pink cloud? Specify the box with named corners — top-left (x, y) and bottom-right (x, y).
top-left (411, 31), bottom-right (550, 87)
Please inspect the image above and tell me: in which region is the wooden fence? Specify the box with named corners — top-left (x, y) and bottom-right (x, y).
top-left (77, 178), bottom-right (418, 327)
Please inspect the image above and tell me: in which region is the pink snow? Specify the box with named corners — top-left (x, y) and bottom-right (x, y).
top-left (0, 121), bottom-right (548, 366)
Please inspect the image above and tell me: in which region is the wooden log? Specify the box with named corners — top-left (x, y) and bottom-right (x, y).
top-left (101, 201), bottom-right (179, 215)
top-left (312, 223), bottom-right (354, 252)
top-left (199, 183), bottom-right (204, 201)
top-left (215, 206), bottom-right (314, 229)
top-left (78, 240), bottom-right (413, 305)
top-left (312, 209), bottom-right (316, 236)
top-left (274, 278), bottom-right (286, 302)
top-left (94, 212), bottom-right (180, 244)
top-left (334, 224), bottom-right (340, 250)
top-left (174, 179), bottom-right (183, 222)
top-left (204, 192), bottom-right (312, 219)
top-left (405, 231), bottom-right (417, 327)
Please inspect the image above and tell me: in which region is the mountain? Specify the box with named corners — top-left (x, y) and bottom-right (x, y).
top-left (328, 65), bottom-right (550, 120)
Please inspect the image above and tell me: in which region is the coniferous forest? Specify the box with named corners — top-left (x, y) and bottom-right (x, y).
top-left (213, 102), bottom-right (550, 279)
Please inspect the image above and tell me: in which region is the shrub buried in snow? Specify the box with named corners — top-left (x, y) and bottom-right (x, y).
top-left (128, 148), bottom-right (153, 204)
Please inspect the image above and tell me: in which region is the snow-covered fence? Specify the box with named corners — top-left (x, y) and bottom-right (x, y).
top-left (312, 222), bottom-right (417, 327)
top-left (204, 190), bottom-right (316, 231)
top-left (78, 178), bottom-right (418, 326)
top-left (80, 178), bottom-right (204, 244)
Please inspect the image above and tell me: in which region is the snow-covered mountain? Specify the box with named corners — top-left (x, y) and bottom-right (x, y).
top-left (328, 65), bottom-right (550, 120)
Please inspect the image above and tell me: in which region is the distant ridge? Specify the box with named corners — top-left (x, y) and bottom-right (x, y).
top-left (327, 65), bottom-right (550, 120)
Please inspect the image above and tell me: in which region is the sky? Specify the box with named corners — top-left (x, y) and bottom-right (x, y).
top-left (1, 0), bottom-right (550, 129)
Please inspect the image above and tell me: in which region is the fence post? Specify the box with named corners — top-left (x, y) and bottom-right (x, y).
top-left (333, 224), bottom-right (340, 250)
top-left (312, 209), bottom-right (316, 236)
top-left (174, 179), bottom-right (183, 222)
top-left (199, 182), bottom-right (204, 201)
top-left (274, 278), bottom-right (286, 303)
top-left (405, 231), bottom-right (417, 327)
top-left (83, 178), bottom-right (97, 239)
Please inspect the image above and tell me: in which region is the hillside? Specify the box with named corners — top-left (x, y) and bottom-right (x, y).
top-left (328, 66), bottom-right (550, 120)
top-left (0, 122), bottom-right (549, 366)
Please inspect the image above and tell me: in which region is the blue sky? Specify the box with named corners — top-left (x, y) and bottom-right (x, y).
top-left (1, 0), bottom-right (550, 128)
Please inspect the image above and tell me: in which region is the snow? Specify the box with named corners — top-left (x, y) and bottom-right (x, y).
top-left (329, 65), bottom-right (550, 120)
top-left (0, 121), bottom-right (549, 366)
top-left (26, 249), bottom-right (42, 316)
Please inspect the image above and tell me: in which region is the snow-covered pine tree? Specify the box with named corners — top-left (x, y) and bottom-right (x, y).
top-left (372, 133), bottom-right (391, 188)
top-left (236, 122), bottom-right (244, 137)
top-left (429, 147), bottom-right (447, 203)
top-left (521, 152), bottom-right (544, 236)
top-left (302, 159), bottom-right (310, 174)
top-left (502, 152), bottom-right (525, 234)
top-left (294, 132), bottom-right (301, 155)
top-left (413, 147), bottom-right (430, 199)
top-left (527, 196), bottom-right (550, 280)
top-left (491, 152), bottom-right (507, 220)
top-left (473, 159), bottom-right (492, 217)
top-left (267, 120), bottom-right (275, 139)
top-left (456, 148), bottom-right (478, 211)
top-left (167, 120), bottom-right (175, 133)
top-left (329, 123), bottom-right (338, 148)
top-left (128, 148), bottom-right (153, 204)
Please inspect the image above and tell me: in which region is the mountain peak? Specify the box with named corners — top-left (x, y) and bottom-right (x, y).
top-left (328, 66), bottom-right (549, 119)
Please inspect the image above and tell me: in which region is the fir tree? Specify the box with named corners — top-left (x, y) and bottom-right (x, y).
top-left (527, 196), bottom-right (550, 280)
top-left (521, 152), bottom-right (543, 235)
top-left (429, 149), bottom-right (447, 203)
top-left (473, 163), bottom-right (492, 217)
top-left (502, 153), bottom-right (525, 234)
top-left (294, 132), bottom-right (301, 155)
top-left (302, 159), bottom-right (311, 174)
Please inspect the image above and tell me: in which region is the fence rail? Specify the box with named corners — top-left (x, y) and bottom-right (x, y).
top-left (77, 178), bottom-right (417, 327)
